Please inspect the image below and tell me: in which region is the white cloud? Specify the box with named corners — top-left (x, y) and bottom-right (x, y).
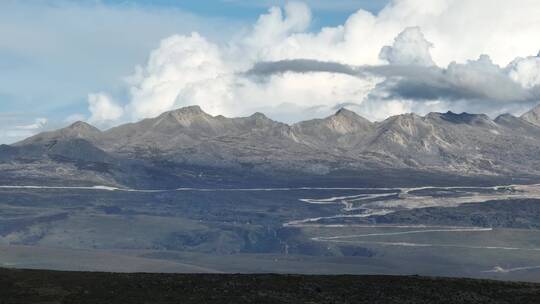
top-left (87, 3), bottom-right (380, 122)
top-left (379, 27), bottom-right (434, 66)
top-left (256, 0), bottom-right (540, 67)
top-left (124, 33), bottom-right (234, 120)
top-left (88, 93), bottom-right (124, 124)
top-left (507, 54), bottom-right (540, 89)
top-left (445, 55), bottom-right (530, 102)
top-left (243, 2), bottom-right (312, 56)
top-left (86, 0), bottom-right (540, 125)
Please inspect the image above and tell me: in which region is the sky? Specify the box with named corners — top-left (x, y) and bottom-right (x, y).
top-left (1, 0), bottom-right (540, 144)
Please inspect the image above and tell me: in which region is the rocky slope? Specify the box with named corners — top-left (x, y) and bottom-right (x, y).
top-left (522, 104), bottom-right (540, 127)
top-left (3, 104), bottom-right (540, 188)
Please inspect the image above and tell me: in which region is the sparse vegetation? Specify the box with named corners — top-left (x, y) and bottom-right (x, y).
top-left (1, 268), bottom-right (539, 304)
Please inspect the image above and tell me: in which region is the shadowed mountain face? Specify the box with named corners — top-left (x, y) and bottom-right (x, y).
top-left (4, 104), bottom-right (540, 188)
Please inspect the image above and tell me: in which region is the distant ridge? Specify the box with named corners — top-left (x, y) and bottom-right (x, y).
top-left (16, 121), bottom-right (101, 146)
top-left (3, 104), bottom-right (540, 188)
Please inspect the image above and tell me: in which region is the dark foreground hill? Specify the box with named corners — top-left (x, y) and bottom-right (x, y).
top-left (1, 268), bottom-right (539, 304)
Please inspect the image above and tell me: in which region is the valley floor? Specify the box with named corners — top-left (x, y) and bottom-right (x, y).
top-left (1, 267), bottom-right (539, 304)
top-left (2, 184), bottom-right (540, 282)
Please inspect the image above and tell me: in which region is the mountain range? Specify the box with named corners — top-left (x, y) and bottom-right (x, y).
top-left (2, 104), bottom-right (540, 188)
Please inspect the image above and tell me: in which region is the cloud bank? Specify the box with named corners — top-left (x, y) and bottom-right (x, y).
top-left (86, 0), bottom-right (540, 125)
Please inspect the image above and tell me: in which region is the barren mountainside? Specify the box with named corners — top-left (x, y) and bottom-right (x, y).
top-left (3, 104), bottom-right (540, 188)
top-left (522, 104), bottom-right (540, 127)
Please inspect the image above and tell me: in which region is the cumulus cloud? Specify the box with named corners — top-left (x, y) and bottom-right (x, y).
top-left (124, 33), bottom-right (230, 119)
top-left (88, 93), bottom-right (124, 124)
top-left (249, 53), bottom-right (540, 116)
top-left (241, 2), bottom-right (312, 61)
top-left (379, 27), bottom-right (434, 66)
top-left (507, 53), bottom-right (540, 89)
top-left (249, 2), bottom-right (311, 43)
top-left (85, 0), bottom-right (540, 125)
top-left (367, 55), bottom-right (536, 104)
top-left (266, 0), bottom-right (540, 66)
top-left (224, 0), bottom-right (540, 68)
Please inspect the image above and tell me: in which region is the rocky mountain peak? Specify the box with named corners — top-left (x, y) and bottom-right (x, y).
top-left (334, 107), bottom-right (357, 117)
top-left (6, 103), bottom-right (540, 182)
top-left (494, 113), bottom-right (516, 123)
top-left (15, 121), bottom-right (100, 146)
top-left (245, 112), bottom-right (277, 128)
top-left (174, 105), bottom-right (204, 114)
top-left (159, 105), bottom-right (214, 127)
top-left (168, 105), bottom-right (207, 118)
top-left (250, 112), bottom-right (269, 121)
top-left (324, 108), bottom-right (372, 134)
top-left (377, 113), bottom-right (425, 139)
top-left (521, 104), bottom-right (540, 127)
top-left (425, 111), bottom-right (492, 127)
top-left (383, 113), bottom-right (423, 128)
top-left (67, 121), bottom-right (101, 134)
top-left (494, 112), bottom-right (540, 131)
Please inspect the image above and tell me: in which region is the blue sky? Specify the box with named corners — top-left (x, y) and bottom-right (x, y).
top-left (0, 0), bottom-right (388, 143)
top-left (100, 0), bottom-right (388, 24)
